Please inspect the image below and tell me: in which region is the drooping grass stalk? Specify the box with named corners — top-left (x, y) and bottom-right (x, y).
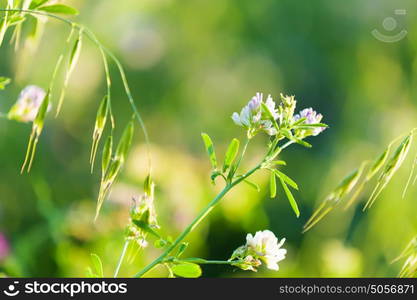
top-left (0, 8), bottom-right (152, 172)
top-left (134, 140), bottom-right (294, 277)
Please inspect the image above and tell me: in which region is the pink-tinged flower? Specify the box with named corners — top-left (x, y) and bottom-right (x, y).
top-left (8, 85), bottom-right (50, 123)
top-left (293, 107), bottom-right (326, 136)
top-left (232, 93), bottom-right (280, 137)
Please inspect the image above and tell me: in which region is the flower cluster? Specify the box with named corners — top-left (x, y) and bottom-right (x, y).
top-left (232, 92), bottom-right (326, 139)
top-left (229, 230), bottom-right (287, 272)
top-left (7, 85), bottom-right (50, 123)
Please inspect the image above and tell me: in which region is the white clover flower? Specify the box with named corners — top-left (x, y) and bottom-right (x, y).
top-left (246, 230), bottom-right (287, 271)
top-left (7, 85), bottom-right (50, 123)
top-left (293, 107), bottom-right (326, 136)
top-left (232, 92), bottom-right (280, 137)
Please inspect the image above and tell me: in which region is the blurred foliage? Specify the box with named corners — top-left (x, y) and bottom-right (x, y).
top-left (1, 0), bottom-right (417, 277)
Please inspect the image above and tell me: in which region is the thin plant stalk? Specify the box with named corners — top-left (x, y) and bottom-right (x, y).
top-left (113, 240), bottom-right (129, 278)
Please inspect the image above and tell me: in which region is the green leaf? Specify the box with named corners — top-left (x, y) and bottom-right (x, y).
top-left (292, 117), bottom-right (307, 126)
top-left (7, 15), bottom-right (26, 27)
top-left (0, 77), bottom-right (11, 90)
top-left (244, 179), bottom-right (260, 192)
top-left (37, 4), bottom-right (79, 15)
top-left (90, 253), bottom-right (103, 278)
top-left (294, 138), bottom-right (312, 148)
top-left (171, 263), bottom-right (202, 278)
top-left (278, 176), bottom-right (300, 217)
top-left (270, 171), bottom-right (277, 198)
top-left (294, 123), bottom-right (328, 128)
top-left (270, 160), bottom-right (286, 166)
top-left (274, 170), bottom-right (298, 190)
top-left (223, 138), bottom-right (240, 172)
top-left (201, 133), bottom-right (217, 170)
top-left (30, 0), bottom-right (50, 9)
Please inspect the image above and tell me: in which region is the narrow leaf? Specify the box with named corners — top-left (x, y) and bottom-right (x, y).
top-left (270, 171), bottom-right (276, 198)
top-left (223, 138), bottom-right (239, 172)
top-left (37, 4), bottom-right (79, 15)
top-left (278, 176), bottom-right (300, 217)
top-left (270, 160), bottom-right (286, 166)
top-left (30, 0), bottom-right (50, 9)
top-left (244, 179), bottom-right (260, 192)
top-left (201, 133), bottom-right (217, 170)
top-left (274, 169), bottom-right (298, 190)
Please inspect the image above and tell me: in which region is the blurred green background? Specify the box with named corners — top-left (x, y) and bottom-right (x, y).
top-left (1, 0), bottom-right (417, 277)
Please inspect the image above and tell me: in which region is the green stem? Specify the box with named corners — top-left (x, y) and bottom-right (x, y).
top-left (113, 240), bottom-right (129, 278)
top-left (134, 137), bottom-right (296, 277)
top-left (178, 258), bottom-right (243, 265)
top-left (134, 162), bottom-right (262, 277)
top-left (234, 137), bottom-right (250, 174)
